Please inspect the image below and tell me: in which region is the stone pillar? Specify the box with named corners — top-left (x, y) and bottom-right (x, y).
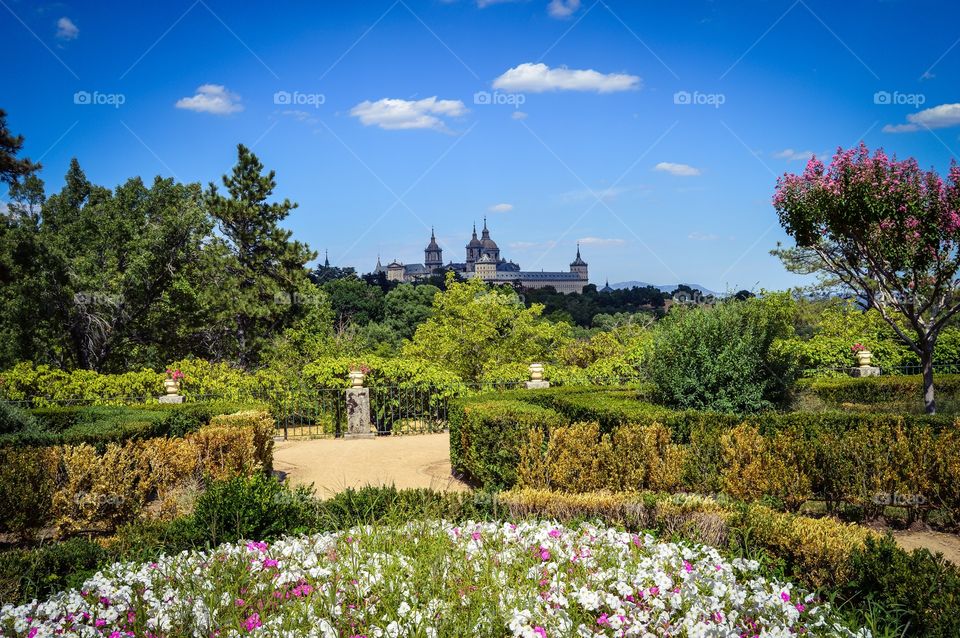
top-left (850, 366), bottom-right (880, 378)
top-left (525, 363), bottom-right (550, 389)
top-left (344, 388), bottom-right (374, 438)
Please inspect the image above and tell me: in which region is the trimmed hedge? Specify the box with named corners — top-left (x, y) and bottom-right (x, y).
top-left (0, 410), bottom-right (275, 538)
top-left (448, 398), bottom-right (565, 489)
top-left (799, 374), bottom-right (960, 405)
top-left (454, 387), bottom-right (960, 525)
top-left (0, 400), bottom-right (267, 449)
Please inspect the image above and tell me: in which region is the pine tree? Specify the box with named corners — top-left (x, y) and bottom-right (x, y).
top-left (0, 109), bottom-right (39, 186)
top-left (204, 144), bottom-right (316, 368)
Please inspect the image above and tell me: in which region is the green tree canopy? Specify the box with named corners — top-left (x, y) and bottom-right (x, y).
top-left (403, 274), bottom-right (571, 382)
top-left (203, 144), bottom-right (316, 368)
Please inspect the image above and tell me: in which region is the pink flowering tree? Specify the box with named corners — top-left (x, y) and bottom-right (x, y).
top-left (773, 143), bottom-right (960, 413)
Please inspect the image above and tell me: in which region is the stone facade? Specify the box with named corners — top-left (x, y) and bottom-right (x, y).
top-left (374, 220), bottom-right (589, 293)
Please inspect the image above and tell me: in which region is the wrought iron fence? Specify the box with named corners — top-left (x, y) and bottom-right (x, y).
top-left (799, 362), bottom-right (960, 378)
top-left (0, 377), bottom-right (647, 440)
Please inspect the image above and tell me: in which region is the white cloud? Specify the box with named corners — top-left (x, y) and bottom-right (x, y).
top-left (56, 17), bottom-right (79, 40)
top-left (688, 232), bottom-right (719, 241)
top-left (175, 84), bottom-right (243, 115)
top-left (350, 97), bottom-right (466, 131)
top-left (488, 203), bottom-right (514, 213)
top-left (547, 0), bottom-right (581, 18)
top-left (578, 236), bottom-right (626, 246)
top-left (511, 110), bottom-right (528, 120)
top-left (773, 148), bottom-right (815, 161)
top-left (493, 62), bottom-right (640, 93)
top-left (883, 103), bottom-right (960, 133)
top-left (654, 162), bottom-right (701, 176)
top-left (920, 71), bottom-right (935, 81)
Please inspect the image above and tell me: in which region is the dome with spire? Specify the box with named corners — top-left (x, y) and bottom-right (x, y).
top-left (570, 243), bottom-right (587, 267)
top-left (467, 223), bottom-right (483, 248)
top-left (480, 218), bottom-right (499, 250)
top-left (426, 227), bottom-right (441, 251)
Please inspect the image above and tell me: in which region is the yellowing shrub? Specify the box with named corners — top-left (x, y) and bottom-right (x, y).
top-left (740, 503), bottom-right (879, 588)
top-left (53, 443), bottom-right (148, 533)
top-left (208, 410), bottom-right (275, 473)
top-left (0, 446), bottom-right (58, 539)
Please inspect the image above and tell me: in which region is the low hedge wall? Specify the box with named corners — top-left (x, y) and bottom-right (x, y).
top-left (453, 388), bottom-right (960, 524)
top-left (0, 410), bottom-right (275, 538)
top-left (0, 400), bottom-right (267, 448)
top-left (449, 398), bottom-right (565, 489)
top-left (500, 489), bottom-right (960, 636)
top-left (799, 374), bottom-right (960, 405)
top-left (518, 419), bottom-right (960, 522)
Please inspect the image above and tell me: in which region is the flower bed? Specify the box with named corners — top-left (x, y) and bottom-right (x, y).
top-left (0, 520), bottom-right (867, 637)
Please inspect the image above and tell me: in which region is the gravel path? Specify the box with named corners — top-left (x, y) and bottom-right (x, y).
top-left (273, 433), bottom-right (469, 496)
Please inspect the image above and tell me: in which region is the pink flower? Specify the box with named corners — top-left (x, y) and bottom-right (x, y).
top-left (548, 528), bottom-right (561, 538)
top-left (597, 613), bottom-right (610, 626)
top-left (539, 547), bottom-right (550, 561)
top-left (781, 591), bottom-right (791, 602)
top-left (533, 627), bottom-right (547, 638)
top-left (262, 558), bottom-right (279, 568)
top-left (471, 531), bottom-right (482, 541)
top-left (244, 613), bottom-right (262, 632)
top-left (683, 560), bottom-right (693, 573)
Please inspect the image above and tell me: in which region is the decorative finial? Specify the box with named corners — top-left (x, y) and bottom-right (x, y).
top-left (324, 249), bottom-right (329, 267)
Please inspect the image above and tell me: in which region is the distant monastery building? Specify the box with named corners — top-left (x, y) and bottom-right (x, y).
top-left (374, 220), bottom-right (589, 294)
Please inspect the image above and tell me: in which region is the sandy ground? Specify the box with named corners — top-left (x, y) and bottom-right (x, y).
top-left (273, 433), bottom-right (469, 497)
top-left (894, 530), bottom-right (960, 565)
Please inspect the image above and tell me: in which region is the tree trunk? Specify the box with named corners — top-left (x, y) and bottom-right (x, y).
top-left (921, 345), bottom-right (936, 414)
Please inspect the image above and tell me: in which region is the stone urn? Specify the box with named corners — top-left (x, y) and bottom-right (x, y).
top-left (855, 350), bottom-right (873, 367)
top-left (529, 363), bottom-right (545, 382)
top-left (348, 369), bottom-right (365, 388)
top-left (163, 378), bottom-right (180, 395)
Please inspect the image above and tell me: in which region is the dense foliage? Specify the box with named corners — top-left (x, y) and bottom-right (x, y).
top-left (645, 293), bottom-right (796, 413)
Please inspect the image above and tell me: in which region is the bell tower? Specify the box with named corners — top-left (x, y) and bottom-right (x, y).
top-left (424, 227), bottom-right (443, 271)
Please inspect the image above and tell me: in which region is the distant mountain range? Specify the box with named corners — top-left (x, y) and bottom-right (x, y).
top-left (609, 281), bottom-right (719, 296)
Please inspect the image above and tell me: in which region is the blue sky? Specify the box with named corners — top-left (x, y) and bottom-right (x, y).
top-left (2, 0), bottom-right (959, 291)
